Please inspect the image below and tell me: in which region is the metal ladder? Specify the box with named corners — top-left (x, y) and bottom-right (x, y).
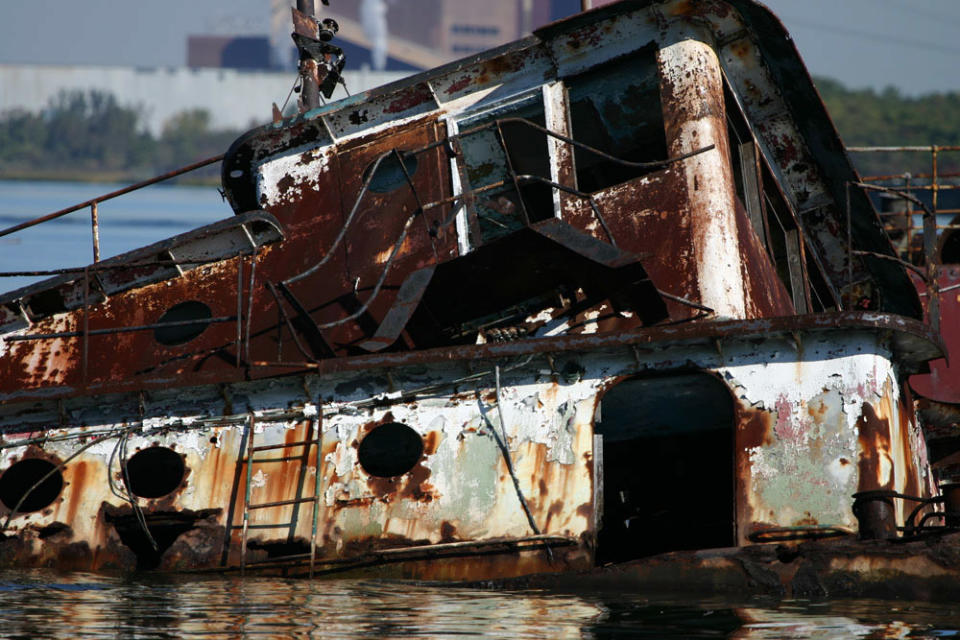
top-left (238, 413), bottom-right (324, 576)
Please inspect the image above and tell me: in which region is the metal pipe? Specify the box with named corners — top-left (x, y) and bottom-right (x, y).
top-left (310, 414), bottom-right (322, 579)
top-left (848, 145), bottom-right (960, 152)
top-left (0, 154), bottom-right (223, 240)
top-left (240, 415), bottom-right (254, 575)
top-left (297, 0), bottom-right (320, 111)
top-left (933, 146), bottom-right (940, 216)
top-left (845, 182), bottom-right (853, 309)
top-left (0, 256), bottom-right (249, 278)
top-left (5, 315), bottom-right (235, 342)
top-left (82, 267), bottom-right (90, 384)
top-left (581, 0), bottom-right (591, 10)
top-left (90, 202), bottom-right (100, 263)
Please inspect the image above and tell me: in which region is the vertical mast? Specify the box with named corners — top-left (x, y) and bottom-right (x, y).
top-left (297, 0), bottom-right (321, 110)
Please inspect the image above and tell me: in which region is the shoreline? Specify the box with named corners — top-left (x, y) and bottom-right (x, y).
top-left (0, 169), bottom-right (221, 187)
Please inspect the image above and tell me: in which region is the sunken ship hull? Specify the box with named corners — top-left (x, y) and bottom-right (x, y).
top-left (0, 0), bottom-right (955, 590)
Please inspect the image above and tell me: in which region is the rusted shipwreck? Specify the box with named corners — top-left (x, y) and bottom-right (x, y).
top-left (1, 0), bottom-right (959, 592)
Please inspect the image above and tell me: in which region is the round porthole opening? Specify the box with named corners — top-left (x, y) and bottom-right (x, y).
top-left (362, 151), bottom-right (419, 194)
top-left (0, 459), bottom-right (64, 513)
top-left (358, 422), bottom-right (424, 478)
top-left (124, 447), bottom-right (186, 498)
top-left (154, 301), bottom-right (213, 346)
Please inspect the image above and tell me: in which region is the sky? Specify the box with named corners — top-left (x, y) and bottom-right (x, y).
top-left (0, 0), bottom-right (959, 95)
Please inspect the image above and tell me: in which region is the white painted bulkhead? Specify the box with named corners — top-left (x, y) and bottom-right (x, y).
top-left (0, 326), bottom-right (933, 571)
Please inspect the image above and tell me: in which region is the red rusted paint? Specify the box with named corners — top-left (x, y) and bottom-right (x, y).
top-left (911, 268), bottom-right (960, 402)
top-left (444, 75), bottom-right (473, 95)
top-left (384, 84), bottom-right (434, 114)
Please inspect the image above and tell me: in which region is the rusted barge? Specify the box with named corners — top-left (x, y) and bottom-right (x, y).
top-left (1, 0), bottom-right (959, 592)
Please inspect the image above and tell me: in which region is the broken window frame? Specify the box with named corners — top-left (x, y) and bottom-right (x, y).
top-left (723, 81), bottom-right (838, 313)
top-left (562, 45), bottom-right (669, 195)
top-left (445, 83), bottom-right (566, 254)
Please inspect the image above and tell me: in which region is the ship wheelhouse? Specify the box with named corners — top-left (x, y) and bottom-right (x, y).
top-left (0, 0), bottom-right (947, 583)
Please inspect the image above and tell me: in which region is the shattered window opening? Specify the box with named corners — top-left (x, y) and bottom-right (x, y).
top-left (762, 167), bottom-right (810, 313)
top-left (456, 92), bottom-right (554, 245)
top-left (565, 47), bottom-right (668, 194)
top-left (726, 85), bottom-right (768, 244)
top-left (724, 83), bottom-right (837, 313)
top-left (362, 151), bottom-right (420, 194)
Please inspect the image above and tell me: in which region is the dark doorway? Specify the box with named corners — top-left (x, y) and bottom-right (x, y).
top-left (594, 372), bottom-right (735, 564)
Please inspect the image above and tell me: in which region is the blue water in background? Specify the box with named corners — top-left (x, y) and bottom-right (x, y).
top-left (0, 180), bottom-right (232, 293)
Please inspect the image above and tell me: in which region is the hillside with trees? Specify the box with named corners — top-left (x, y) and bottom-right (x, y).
top-left (815, 77), bottom-right (960, 178)
top-left (0, 90), bottom-right (240, 183)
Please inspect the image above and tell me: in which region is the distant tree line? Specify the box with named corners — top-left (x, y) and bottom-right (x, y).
top-left (1, 82), bottom-right (959, 183)
top-left (0, 90), bottom-right (241, 182)
top-left (815, 77), bottom-right (960, 179)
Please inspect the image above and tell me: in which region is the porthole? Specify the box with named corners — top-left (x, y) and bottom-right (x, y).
top-left (124, 447), bottom-right (186, 499)
top-left (154, 301), bottom-right (212, 346)
top-left (358, 422), bottom-right (424, 478)
top-left (362, 151), bottom-right (419, 194)
top-left (0, 459), bottom-right (64, 513)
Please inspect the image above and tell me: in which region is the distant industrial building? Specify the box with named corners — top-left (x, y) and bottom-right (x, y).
top-left (268, 0), bottom-right (616, 72)
top-left (0, 65), bottom-right (407, 136)
top-left (187, 36), bottom-right (272, 70)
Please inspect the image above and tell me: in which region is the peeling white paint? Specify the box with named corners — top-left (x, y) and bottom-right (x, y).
top-left (257, 148), bottom-right (331, 207)
top-left (659, 39), bottom-right (746, 319)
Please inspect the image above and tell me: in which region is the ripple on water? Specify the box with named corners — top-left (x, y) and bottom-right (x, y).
top-left (0, 571), bottom-right (957, 639)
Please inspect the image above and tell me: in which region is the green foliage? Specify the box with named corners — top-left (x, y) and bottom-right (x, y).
top-left (3, 81), bottom-right (959, 183)
top-left (0, 90), bottom-right (241, 181)
top-left (815, 77), bottom-right (960, 177)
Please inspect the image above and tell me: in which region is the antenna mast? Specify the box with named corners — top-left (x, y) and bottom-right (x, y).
top-left (292, 0), bottom-right (345, 111)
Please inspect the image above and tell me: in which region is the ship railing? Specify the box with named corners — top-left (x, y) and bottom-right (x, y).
top-left (848, 145), bottom-right (960, 265)
top-left (846, 145), bottom-right (960, 335)
top-left (2, 118), bottom-right (712, 374)
top-left (0, 154), bottom-right (224, 265)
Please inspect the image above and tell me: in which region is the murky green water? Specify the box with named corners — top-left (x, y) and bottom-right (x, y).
top-left (0, 571), bottom-right (957, 639)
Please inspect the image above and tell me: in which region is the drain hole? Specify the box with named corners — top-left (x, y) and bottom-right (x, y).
top-left (358, 422), bottom-right (423, 478)
top-left (154, 301), bottom-right (213, 346)
top-left (124, 447), bottom-right (186, 498)
top-left (0, 459), bottom-right (64, 513)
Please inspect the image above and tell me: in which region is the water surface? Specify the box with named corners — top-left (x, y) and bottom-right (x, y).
top-left (0, 180), bottom-right (231, 293)
top-left (0, 571), bottom-right (958, 639)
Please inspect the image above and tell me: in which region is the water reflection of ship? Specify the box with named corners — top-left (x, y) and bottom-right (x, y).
top-left (1, 0), bottom-right (960, 598)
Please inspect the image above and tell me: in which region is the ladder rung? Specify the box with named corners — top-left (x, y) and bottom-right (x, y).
top-left (248, 497), bottom-right (318, 510)
top-left (241, 523), bottom-right (298, 530)
top-left (243, 456), bottom-right (304, 463)
top-left (250, 439), bottom-right (320, 453)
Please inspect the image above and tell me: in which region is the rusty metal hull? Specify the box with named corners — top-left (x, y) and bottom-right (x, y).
top-left (0, 315), bottom-right (939, 576)
top-left (0, 0), bottom-right (950, 586)
top-left (491, 532), bottom-right (960, 601)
